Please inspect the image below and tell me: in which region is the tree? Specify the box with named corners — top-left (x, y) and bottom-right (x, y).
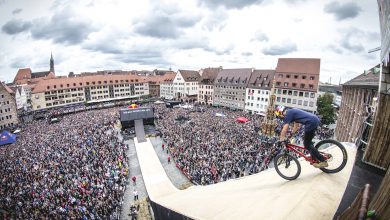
top-left (317, 92), bottom-right (336, 125)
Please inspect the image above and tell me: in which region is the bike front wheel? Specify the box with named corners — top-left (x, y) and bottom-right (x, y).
top-left (274, 153), bottom-right (301, 180)
top-left (315, 139), bottom-right (348, 173)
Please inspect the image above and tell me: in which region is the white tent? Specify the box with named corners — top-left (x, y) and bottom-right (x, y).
top-left (154, 100), bottom-right (165, 104)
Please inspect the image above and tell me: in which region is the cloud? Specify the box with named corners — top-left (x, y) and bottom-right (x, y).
top-left (133, 4), bottom-right (200, 39)
top-left (1, 19), bottom-right (31, 34)
top-left (327, 28), bottom-right (379, 54)
top-left (12, 8), bottom-right (23, 14)
top-left (201, 9), bottom-right (228, 31)
top-left (241, 52), bottom-right (253, 56)
top-left (284, 0), bottom-right (307, 5)
top-left (262, 42), bottom-right (297, 55)
top-left (115, 49), bottom-right (170, 67)
top-left (324, 2), bottom-right (361, 21)
top-left (29, 8), bottom-right (97, 45)
top-left (197, 0), bottom-right (265, 9)
top-left (252, 31), bottom-right (269, 42)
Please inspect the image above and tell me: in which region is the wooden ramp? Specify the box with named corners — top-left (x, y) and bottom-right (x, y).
top-left (135, 138), bottom-right (357, 220)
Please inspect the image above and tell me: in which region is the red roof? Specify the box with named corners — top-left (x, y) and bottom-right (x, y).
top-left (276, 58), bottom-right (320, 75)
top-left (14, 68), bottom-right (32, 83)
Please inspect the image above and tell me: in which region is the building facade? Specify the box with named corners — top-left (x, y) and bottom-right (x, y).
top-left (14, 86), bottom-right (28, 110)
top-left (245, 70), bottom-right (275, 115)
top-left (173, 70), bottom-right (200, 102)
top-left (160, 74), bottom-right (175, 100)
top-left (213, 68), bottom-right (253, 110)
top-left (31, 74), bottom-right (149, 110)
top-left (198, 67), bottom-right (221, 105)
top-left (274, 58), bottom-right (320, 113)
top-left (0, 83), bottom-right (18, 130)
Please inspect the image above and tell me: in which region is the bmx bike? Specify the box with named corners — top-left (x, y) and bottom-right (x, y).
top-left (273, 139), bottom-right (348, 180)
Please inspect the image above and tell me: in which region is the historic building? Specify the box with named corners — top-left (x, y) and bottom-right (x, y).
top-left (0, 82), bottom-right (18, 130)
top-left (13, 53), bottom-right (56, 85)
top-left (172, 70), bottom-right (200, 102)
top-left (147, 72), bottom-right (176, 98)
top-left (274, 58), bottom-right (320, 113)
top-left (245, 69), bottom-right (275, 115)
top-left (31, 74), bottom-right (149, 110)
top-left (198, 67), bottom-right (221, 105)
top-left (160, 74), bottom-right (175, 100)
top-left (213, 68), bottom-right (253, 110)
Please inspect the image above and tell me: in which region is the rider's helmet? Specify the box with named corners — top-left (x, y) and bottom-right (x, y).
top-left (275, 106), bottom-right (287, 119)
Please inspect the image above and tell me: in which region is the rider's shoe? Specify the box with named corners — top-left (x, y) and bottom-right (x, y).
top-left (312, 161), bottom-right (328, 168)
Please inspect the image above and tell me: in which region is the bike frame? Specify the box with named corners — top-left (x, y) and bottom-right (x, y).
top-left (285, 143), bottom-right (317, 164)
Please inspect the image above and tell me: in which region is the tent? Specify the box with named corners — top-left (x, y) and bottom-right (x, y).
top-left (154, 100), bottom-right (165, 104)
top-left (236, 116), bottom-right (249, 123)
top-left (0, 130), bottom-right (16, 146)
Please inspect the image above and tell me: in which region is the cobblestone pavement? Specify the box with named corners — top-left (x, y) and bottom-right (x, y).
top-left (120, 138), bottom-right (148, 220)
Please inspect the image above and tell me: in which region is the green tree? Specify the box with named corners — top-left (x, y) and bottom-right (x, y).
top-left (317, 92), bottom-right (335, 125)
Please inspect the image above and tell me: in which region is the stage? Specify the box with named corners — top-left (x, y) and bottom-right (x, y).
top-left (135, 138), bottom-right (357, 220)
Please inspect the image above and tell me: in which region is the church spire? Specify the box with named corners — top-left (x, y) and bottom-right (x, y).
top-left (50, 52), bottom-right (55, 73)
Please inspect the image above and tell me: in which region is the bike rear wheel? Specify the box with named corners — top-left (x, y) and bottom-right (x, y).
top-left (274, 153), bottom-right (301, 180)
top-left (315, 139), bottom-right (348, 173)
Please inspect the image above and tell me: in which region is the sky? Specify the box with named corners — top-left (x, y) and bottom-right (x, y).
top-left (0, 0), bottom-right (382, 84)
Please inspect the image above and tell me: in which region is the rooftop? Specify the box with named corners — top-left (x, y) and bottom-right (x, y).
top-left (276, 58), bottom-right (320, 75)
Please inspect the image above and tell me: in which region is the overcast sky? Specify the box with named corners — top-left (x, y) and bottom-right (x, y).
top-left (0, 0), bottom-right (381, 84)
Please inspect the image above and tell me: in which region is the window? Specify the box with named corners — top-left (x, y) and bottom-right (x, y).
top-left (276, 82), bottom-right (281, 86)
top-left (303, 101), bottom-right (308, 106)
top-left (284, 82), bottom-right (288, 87)
top-left (302, 76), bottom-right (307, 79)
top-left (293, 91), bottom-right (298, 96)
top-left (299, 92), bottom-right (304, 97)
top-left (283, 90), bottom-right (287, 95)
top-left (288, 90), bottom-right (292, 95)
top-left (298, 100), bottom-right (302, 105)
top-left (67, 84), bottom-right (70, 87)
top-left (277, 97), bottom-right (281, 102)
top-left (47, 86), bottom-right (50, 89)
top-left (309, 101), bottom-right (314, 107)
top-left (300, 84), bottom-right (305, 88)
top-left (310, 93), bottom-right (315, 98)
top-left (287, 98), bottom-right (291, 103)
top-left (292, 99), bottom-right (297, 104)
top-left (286, 75), bottom-right (290, 78)
top-left (292, 83), bottom-right (297, 87)
top-left (277, 89), bottom-right (282, 94)
top-left (309, 84), bottom-right (314, 89)
top-left (310, 76), bottom-right (315, 80)
top-left (278, 74), bottom-right (283, 78)
top-left (304, 92), bottom-right (309, 97)
top-left (294, 75), bottom-right (298, 79)
top-left (282, 98), bottom-right (286, 103)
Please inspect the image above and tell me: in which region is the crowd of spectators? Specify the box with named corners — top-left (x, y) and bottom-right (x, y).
top-left (0, 108), bottom-right (128, 219)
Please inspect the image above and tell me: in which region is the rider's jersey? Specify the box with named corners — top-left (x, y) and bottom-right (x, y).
top-left (283, 108), bottom-right (320, 132)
